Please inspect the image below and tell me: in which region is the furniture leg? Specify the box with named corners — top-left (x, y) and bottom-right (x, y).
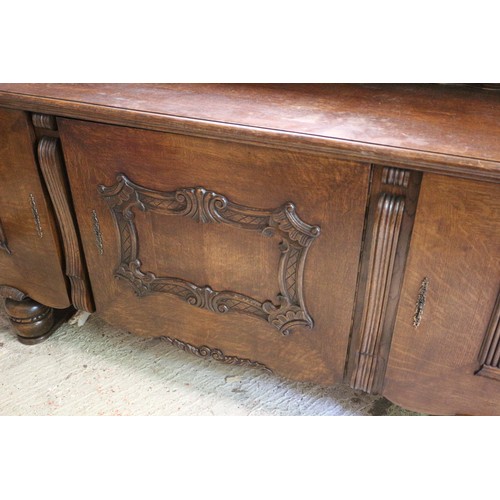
top-left (3, 295), bottom-right (55, 345)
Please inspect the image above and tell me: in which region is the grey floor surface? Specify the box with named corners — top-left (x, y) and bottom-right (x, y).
top-left (0, 310), bottom-right (417, 416)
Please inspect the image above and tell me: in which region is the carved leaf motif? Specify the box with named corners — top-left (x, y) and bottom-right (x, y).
top-left (100, 174), bottom-right (320, 335)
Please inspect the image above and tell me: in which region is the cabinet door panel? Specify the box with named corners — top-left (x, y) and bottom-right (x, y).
top-left (0, 108), bottom-right (70, 308)
top-left (59, 118), bottom-right (370, 384)
top-left (383, 174), bottom-right (500, 415)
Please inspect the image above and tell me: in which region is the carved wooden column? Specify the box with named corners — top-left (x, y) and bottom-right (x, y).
top-left (32, 113), bottom-right (94, 313)
top-left (476, 289), bottom-right (500, 381)
top-left (346, 166), bottom-right (422, 394)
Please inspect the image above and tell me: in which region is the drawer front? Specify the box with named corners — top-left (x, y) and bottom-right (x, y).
top-left (0, 108), bottom-right (70, 308)
top-left (383, 174), bottom-right (500, 415)
top-left (58, 118), bottom-right (370, 384)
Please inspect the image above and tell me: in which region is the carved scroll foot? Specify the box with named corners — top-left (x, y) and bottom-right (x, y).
top-left (3, 296), bottom-right (56, 345)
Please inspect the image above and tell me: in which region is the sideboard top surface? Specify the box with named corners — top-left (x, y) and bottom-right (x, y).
top-left (0, 83), bottom-right (499, 180)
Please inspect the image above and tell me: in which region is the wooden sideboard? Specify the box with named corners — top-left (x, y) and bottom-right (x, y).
top-left (0, 84), bottom-right (498, 415)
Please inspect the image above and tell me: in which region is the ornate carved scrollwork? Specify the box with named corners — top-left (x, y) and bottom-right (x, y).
top-left (413, 277), bottom-right (429, 327)
top-left (99, 174), bottom-right (320, 335)
top-left (159, 335), bottom-right (273, 372)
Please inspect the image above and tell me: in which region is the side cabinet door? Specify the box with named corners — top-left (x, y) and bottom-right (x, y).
top-left (58, 119), bottom-right (370, 385)
top-left (383, 174), bottom-right (500, 415)
top-left (0, 108), bottom-right (70, 308)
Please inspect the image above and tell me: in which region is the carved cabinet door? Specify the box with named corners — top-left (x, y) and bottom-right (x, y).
top-left (58, 118), bottom-right (370, 384)
top-left (0, 107), bottom-right (70, 309)
top-left (383, 174), bottom-right (500, 415)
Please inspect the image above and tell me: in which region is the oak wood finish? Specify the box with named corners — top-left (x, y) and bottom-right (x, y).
top-left (0, 107), bottom-right (70, 309)
top-left (36, 130), bottom-right (94, 312)
top-left (159, 335), bottom-right (273, 373)
top-left (1, 84), bottom-right (499, 414)
top-left (98, 173), bottom-right (320, 335)
top-left (383, 174), bottom-right (500, 415)
top-left (0, 284), bottom-right (75, 344)
top-left (0, 84), bottom-right (499, 181)
top-left (476, 289), bottom-right (500, 380)
top-left (58, 118), bottom-right (370, 385)
top-left (3, 295), bottom-right (55, 345)
top-left (346, 166), bottom-right (422, 394)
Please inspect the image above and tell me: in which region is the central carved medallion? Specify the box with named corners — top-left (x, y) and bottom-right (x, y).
top-left (99, 174), bottom-right (320, 335)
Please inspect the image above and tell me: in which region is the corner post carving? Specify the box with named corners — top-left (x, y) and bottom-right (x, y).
top-left (348, 166), bottom-right (422, 394)
top-left (34, 114), bottom-right (94, 312)
top-left (476, 289), bottom-right (500, 381)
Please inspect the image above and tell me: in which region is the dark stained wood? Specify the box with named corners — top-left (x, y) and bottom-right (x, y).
top-left (58, 117), bottom-right (370, 385)
top-left (0, 285), bottom-right (74, 344)
top-left (0, 84), bottom-right (499, 181)
top-left (383, 174), bottom-right (500, 415)
top-left (0, 108), bottom-right (70, 309)
top-left (3, 296), bottom-right (55, 344)
top-left (37, 134), bottom-right (94, 312)
top-left (346, 166), bottom-right (422, 393)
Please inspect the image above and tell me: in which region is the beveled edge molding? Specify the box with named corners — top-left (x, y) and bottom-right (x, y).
top-left (37, 135), bottom-right (95, 312)
top-left (476, 289), bottom-right (500, 379)
top-left (99, 173), bottom-right (320, 335)
top-left (32, 112), bottom-right (57, 130)
top-left (0, 90), bottom-right (497, 182)
top-left (159, 335), bottom-right (273, 373)
top-left (0, 285), bottom-right (28, 301)
top-left (351, 192), bottom-right (405, 393)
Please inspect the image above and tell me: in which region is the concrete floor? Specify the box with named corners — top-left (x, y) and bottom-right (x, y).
top-left (0, 310), bottom-right (416, 416)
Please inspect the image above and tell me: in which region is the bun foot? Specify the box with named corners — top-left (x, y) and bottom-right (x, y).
top-left (4, 297), bottom-right (55, 344)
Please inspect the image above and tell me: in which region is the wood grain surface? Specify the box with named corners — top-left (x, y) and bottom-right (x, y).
top-left (37, 135), bottom-right (94, 312)
top-left (58, 118), bottom-right (370, 385)
top-left (0, 84), bottom-right (499, 180)
top-left (383, 174), bottom-right (500, 415)
top-left (347, 166), bottom-right (422, 394)
top-left (0, 108), bottom-right (70, 309)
